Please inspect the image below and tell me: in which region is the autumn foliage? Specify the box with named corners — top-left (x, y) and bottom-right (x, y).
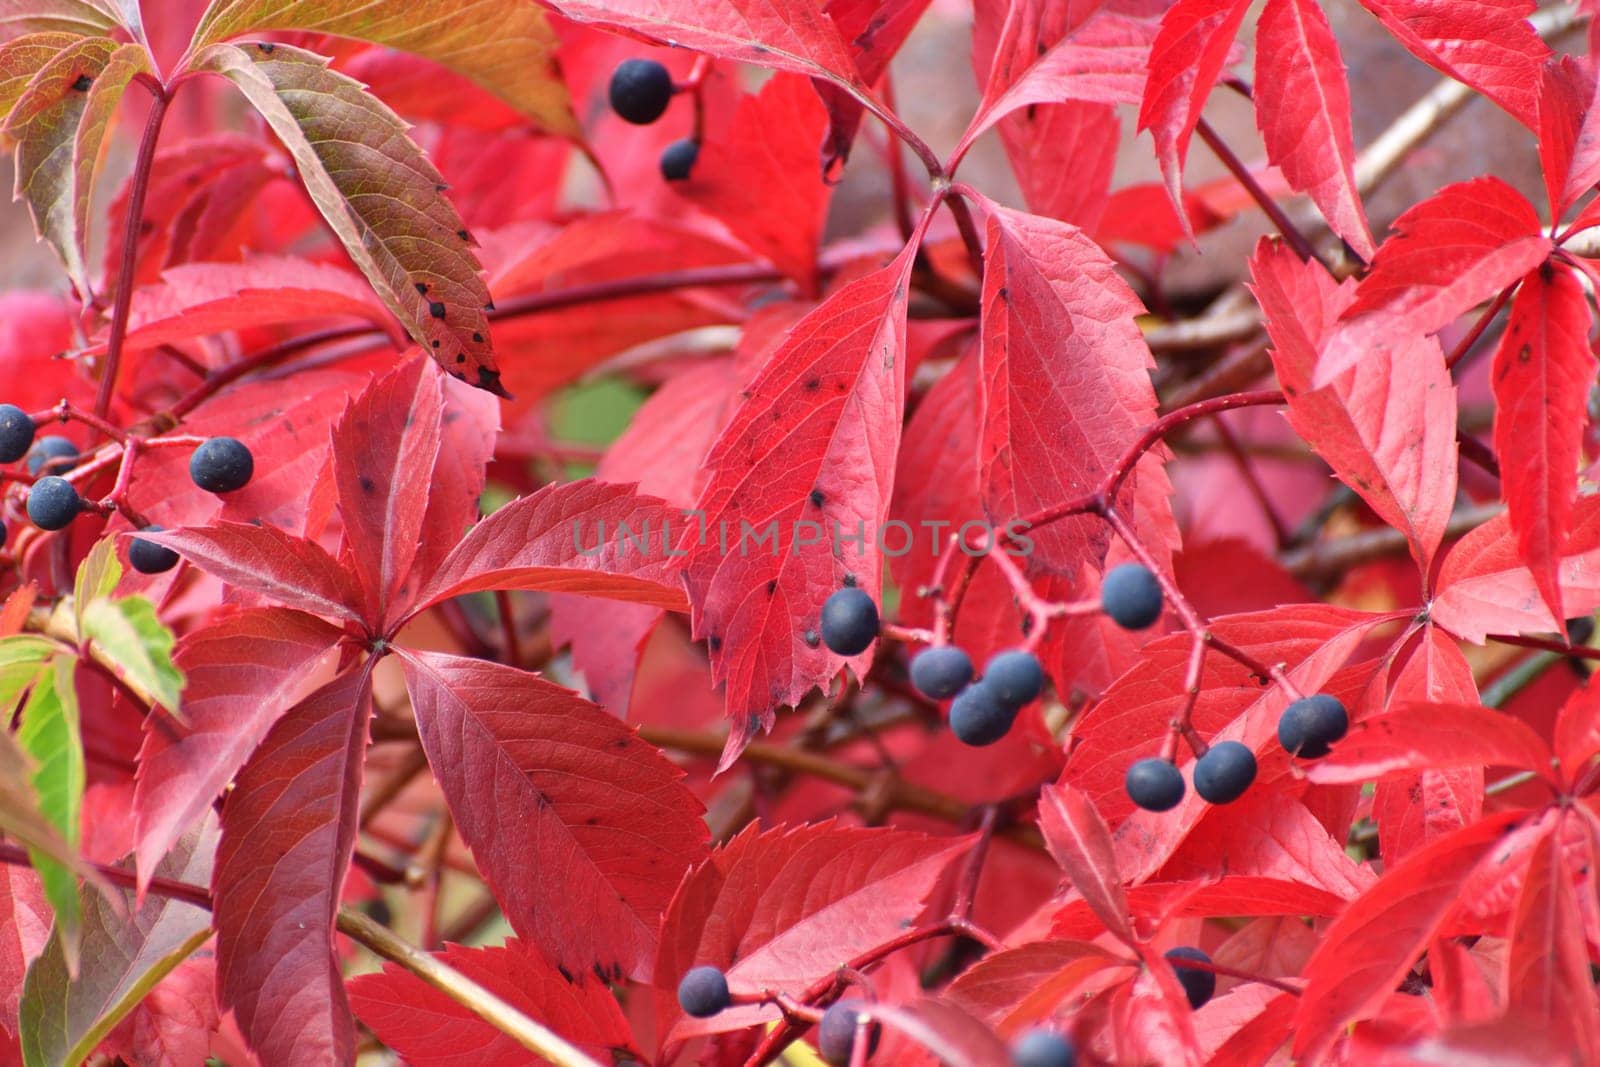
top-left (1, 0), bottom-right (1599, 1065)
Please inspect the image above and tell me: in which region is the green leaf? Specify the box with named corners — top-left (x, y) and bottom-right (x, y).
top-left (18, 817), bottom-right (216, 1067)
top-left (16, 657), bottom-right (83, 974)
top-left (72, 536), bottom-right (120, 631)
top-left (2, 37), bottom-right (149, 297)
top-left (0, 710), bottom-right (81, 878)
top-left (0, 635), bottom-right (56, 711)
top-left (0, 32), bottom-right (81, 127)
top-left (80, 596), bottom-right (183, 712)
top-left (187, 0), bottom-right (576, 135)
top-left (0, 2), bottom-right (122, 38)
top-left (192, 41), bottom-right (506, 394)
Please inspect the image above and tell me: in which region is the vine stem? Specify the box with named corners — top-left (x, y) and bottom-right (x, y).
top-left (94, 82), bottom-right (172, 422)
top-left (0, 845), bottom-right (603, 1067)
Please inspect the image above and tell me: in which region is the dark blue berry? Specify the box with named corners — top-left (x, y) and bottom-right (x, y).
top-left (27, 476), bottom-right (79, 531)
top-left (190, 437), bottom-right (254, 494)
top-left (817, 1000), bottom-right (880, 1066)
top-left (1101, 562), bottom-right (1163, 630)
top-left (1125, 757), bottom-right (1184, 812)
top-left (1192, 740), bottom-right (1256, 804)
top-left (949, 681), bottom-right (1015, 746)
top-left (984, 649), bottom-right (1043, 709)
top-left (676, 965), bottom-right (730, 1018)
top-left (820, 588), bottom-right (878, 656)
top-left (128, 525), bottom-right (179, 575)
top-left (609, 58), bottom-right (674, 124)
top-left (0, 405), bottom-right (35, 464)
top-left (1164, 946), bottom-right (1216, 1009)
top-left (1277, 694), bottom-right (1348, 759)
top-left (911, 645), bottom-right (973, 700)
top-left (1011, 1028), bottom-right (1076, 1067)
top-left (26, 436), bottom-right (78, 476)
top-left (660, 138), bottom-right (699, 181)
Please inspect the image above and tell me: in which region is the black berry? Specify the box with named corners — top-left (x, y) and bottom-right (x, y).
top-left (0, 404), bottom-right (35, 463)
top-left (949, 681), bottom-right (1015, 746)
top-left (189, 437), bottom-right (254, 494)
top-left (817, 1000), bottom-right (879, 1066)
top-left (660, 137), bottom-right (699, 181)
top-left (128, 525), bottom-right (179, 575)
top-left (1192, 740), bottom-right (1256, 804)
top-left (984, 649), bottom-right (1043, 709)
top-left (609, 58), bottom-right (674, 125)
top-left (676, 965), bottom-right (730, 1018)
top-left (1164, 946), bottom-right (1216, 1009)
top-left (1011, 1028), bottom-right (1076, 1067)
top-left (910, 645), bottom-right (973, 700)
top-left (1101, 562), bottom-right (1163, 630)
top-left (1277, 694), bottom-right (1348, 759)
top-left (819, 587), bottom-right (878, 656)
top-left (27, 476), bottom-right (79, 531)
top-left (26, 436), bottom-right (78, 476)
top-left (1125, 757), bottom-right (1184, 812)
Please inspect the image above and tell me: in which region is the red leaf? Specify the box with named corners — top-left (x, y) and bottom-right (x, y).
top-left (1355, 0), bottom-right (1549, 129)
top-left (1114, 957), bottom-right (1202, 1066)
top-left (975, 199), bottom-right (1167, 576)
top-left (1373, 626), bottom-right (1483, 863)
top-left (1201, 990), bottom-right (1296, 1065)
top-left (104, 957), bottom-right (218, 1067)
top-left (1554, 677), bottom-right (1600, 788)
top-left (655, 822), bottom-right (972, 1041)
top-left (544, 0), bottom-right (859, 87)
top-left (955, 13), bottom-right (1153, 165)
top-left (214, 664), bottom-right (373, 1067)
top-left (946, 940), bottom-right (1129, 1033)
top-left (1037, 782), bottom-right (1133, 945)
top-left (134, 608), bottom-right (343, 891)
top-left (1432, 495), bottom-right (1600, 642)
top-left (868, 998), bottom-right (1011, 1067)
top-left (1050, 877), bottom-right (1351, 939)
top-left (684, 242), bottom-right (918, 746)
top-left (1135, 0), bottom-right (1251, 220)
top-left (413, 479), bottom-right (691, 614)
top-left (145, 521), bottom-right (365, 622)
top-left (997, 100), bottom-right (1120, 229)
top-left (1291, 809), bottom-right (1526, 1060)
top-left (1503, 819), bottom-right (1600, 1061)
top-left (1319, 177), bottom-right (1550, 384)
top-left (399, 650), bottom-right (708, 980)
top-left (1252, 238), bottom-right (1457, 572)
top-left (813, 0), bottom-right (932, 165)
top-left (347, 938), bottom-right (637, 1066)
top-left (1491, 264), bottom-right (1596, 626)
top-left (331, 357), bottom-right (444, 627)
top-left (102, 134), bottom-right (287, 290)
top-left (1306, 702), bottom-right (1556, 786)
top-left (0, 866), bottom-right (49, 1029)
top-left (675, 74), bottom-right (831, 293)
top-left (93, 256), bottom-right (394, 354)
top-left (1253, 0), bottom-right (1373, 260)
top-left (1537, 56), bottom-right (1600, 219)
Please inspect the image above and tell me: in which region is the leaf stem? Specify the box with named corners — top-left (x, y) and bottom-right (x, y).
top-left (1194, 119), bottom-right (1322, 268)
top-left (94, 82), bottom-right (172, 423)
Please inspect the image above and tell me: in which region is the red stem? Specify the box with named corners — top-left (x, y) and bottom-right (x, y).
top-left (0, 841), bottom-right (211, 910)
top-left (1195, 119), bottom-right (1323, 268)
top-left (95, 83), bottom-right (172, 423)
top-left (1444, 285), bottom-right (1515, 371)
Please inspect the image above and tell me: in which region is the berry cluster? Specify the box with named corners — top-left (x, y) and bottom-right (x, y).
top-left (608, 59), bottom-right (699, 182)
top-left (677, 964), bottom-right (1084, 1064)
top-left (1124, 693), bottom-right (1348, 813)
top-left (1, 400), bottom-right (255, 566)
